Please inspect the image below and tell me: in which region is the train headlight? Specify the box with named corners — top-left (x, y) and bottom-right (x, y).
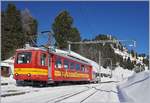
top-left (15, 73), bottom-right (18, 76)
top-left (27, 73), bottom-right (31, 77)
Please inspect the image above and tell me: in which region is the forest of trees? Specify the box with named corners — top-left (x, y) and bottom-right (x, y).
top-left (1, 3), bottom-right (149, 71)
top-left (1, 4), bottom-right (37, 60)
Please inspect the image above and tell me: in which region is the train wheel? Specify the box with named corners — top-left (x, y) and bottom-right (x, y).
top-left (40, 81), bottom-right (47, 87)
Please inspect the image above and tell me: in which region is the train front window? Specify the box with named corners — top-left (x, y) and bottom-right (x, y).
top-left (17, 52), bottom-right (32, 64)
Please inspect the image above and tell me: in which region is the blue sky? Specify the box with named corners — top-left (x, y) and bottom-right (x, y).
top-left (1, 1), bottom-right (149, 54)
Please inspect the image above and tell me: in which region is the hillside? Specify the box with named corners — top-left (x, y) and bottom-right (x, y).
top-left (76, 34), bottom-right (149, 72)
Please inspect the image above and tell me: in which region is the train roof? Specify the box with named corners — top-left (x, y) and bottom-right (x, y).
top-left (16, 47), bottom-right (47, 51)
top-left (54, 48), bottom-right (99, 72)
top-left (16, 46), bottom-right (90, 65)
top-left (16, 46), bottom-right (99, 72)
top-left (52, 51), bottom-right (90, 65)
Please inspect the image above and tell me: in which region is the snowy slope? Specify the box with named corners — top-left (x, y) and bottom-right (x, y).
top-left (117, 70), bottom-right (150, 103)
top-left (113, 48), bottom-right (144, 65)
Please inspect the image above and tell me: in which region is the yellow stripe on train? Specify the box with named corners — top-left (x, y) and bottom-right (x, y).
top-left (14, 68), bottom-right (48, 75)
top-left (54, 70), bottom-right (89, 78)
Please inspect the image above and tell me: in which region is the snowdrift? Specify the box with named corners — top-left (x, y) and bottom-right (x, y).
top-left (112, 66), bottom-right (134, 81)
top-left (117, 70), bottom-right (150, 103)
top-left (1, 75), bottom-right (16, 85)
top-left (100, 66), bottom-right (134, 82)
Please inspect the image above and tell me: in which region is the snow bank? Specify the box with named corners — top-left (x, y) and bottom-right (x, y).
top-left (112, 66), bottom-right (134, 81)
top-left (1, 75), bottom-right (16, 85)
top-left (101, 67), bottom-right (111, 74)
top-left (1, 75), bottom-right (40, 97)
top-left (100, 66), bottom-right (134, 82)
top-left (117, 70), bottom-right (150, 103)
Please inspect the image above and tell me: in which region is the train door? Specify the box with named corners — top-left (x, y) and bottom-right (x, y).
top-left (54, 56), bottom-right (63, 81)
top-left (39, 51), bottom-right (50, 80)
top-left (63, 59), bottom-right (69, 80)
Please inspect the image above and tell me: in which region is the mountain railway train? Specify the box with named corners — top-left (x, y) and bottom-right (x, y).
top-left (14, 46), bottom-right (98, 86)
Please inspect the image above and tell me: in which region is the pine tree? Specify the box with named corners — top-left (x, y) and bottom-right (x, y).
top-left (126, 57), bottom-right (134, 70)
top-left (2, 4), bottom-right (25, 60)
top-left (52, 10), bottom-right (73, 49)
top-left (1, 11), bottom-right (6, 60)
top-left (52, 10), bottom-right (81, 49)
top-left (1, 4), bottom-right (38, 60)
top-left (131, 49), bottom-right (135, 57)
top-left (69, 27), bottom-right (81, 52)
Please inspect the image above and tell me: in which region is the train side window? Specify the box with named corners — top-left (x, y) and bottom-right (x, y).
top-left (64, 60), bottom-right (69, 69)
top-left (85, 66), bottom-right (88, 72)
top-left (81, 65), bottom-right (85, 72)
top-left (40, 53), bottom-right (47, 66)
top-left (55, 58), bottom-right (62, 69)
top-left (70, 62), bottom-right (74, 70)
top-left (76, 64), bottom-right (80, 71)
top-left (86, 67), bottom-right (89, 72)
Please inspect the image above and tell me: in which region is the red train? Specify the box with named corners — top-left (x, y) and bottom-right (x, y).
top-left (14, 46), bottom-right (97, 86)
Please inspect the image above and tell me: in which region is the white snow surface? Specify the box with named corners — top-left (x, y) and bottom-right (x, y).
top-left (117, 70), bottom-right (150, 103)
top-left (112, 66), bottom-right (134, 81)
top-left (1, 75), bottom-right (15, 85)
top-left (113, 48), bottom-right (144, 65)
top-left (1, 75), bottom-right (39, 97)
top-left (100, 66), bottom-right (134, 82)
top-left (1, 69), bottom-right (150, 103)
top-left (113, 48), bottom-right (130, 60)
top-left (1, 82), bottom-right (120, 103)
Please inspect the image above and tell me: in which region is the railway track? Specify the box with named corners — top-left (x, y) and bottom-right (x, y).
top-left (2, 83), bottom-right (120, 103)
top-left (45, 84), bottom-right (100, 103)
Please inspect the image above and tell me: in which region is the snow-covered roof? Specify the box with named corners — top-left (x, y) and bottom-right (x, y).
top-left (2, 57), bottom-right (14, 63)
top-left (55, 49), bottom-right (99, 72)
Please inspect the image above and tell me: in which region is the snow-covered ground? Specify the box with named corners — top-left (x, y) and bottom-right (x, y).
top-left (1, 69), bottom-right (149, 103)
top-left (100, 66), bottom-right (134, 82)
top-left (1, 75), bottom-right (39, 97)
top-left (117, 70), bottom-right (150, 103)
top-left (1, 82), bottom-right (119, 103)
top-left (112, 66), bottom-right (134, 81)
